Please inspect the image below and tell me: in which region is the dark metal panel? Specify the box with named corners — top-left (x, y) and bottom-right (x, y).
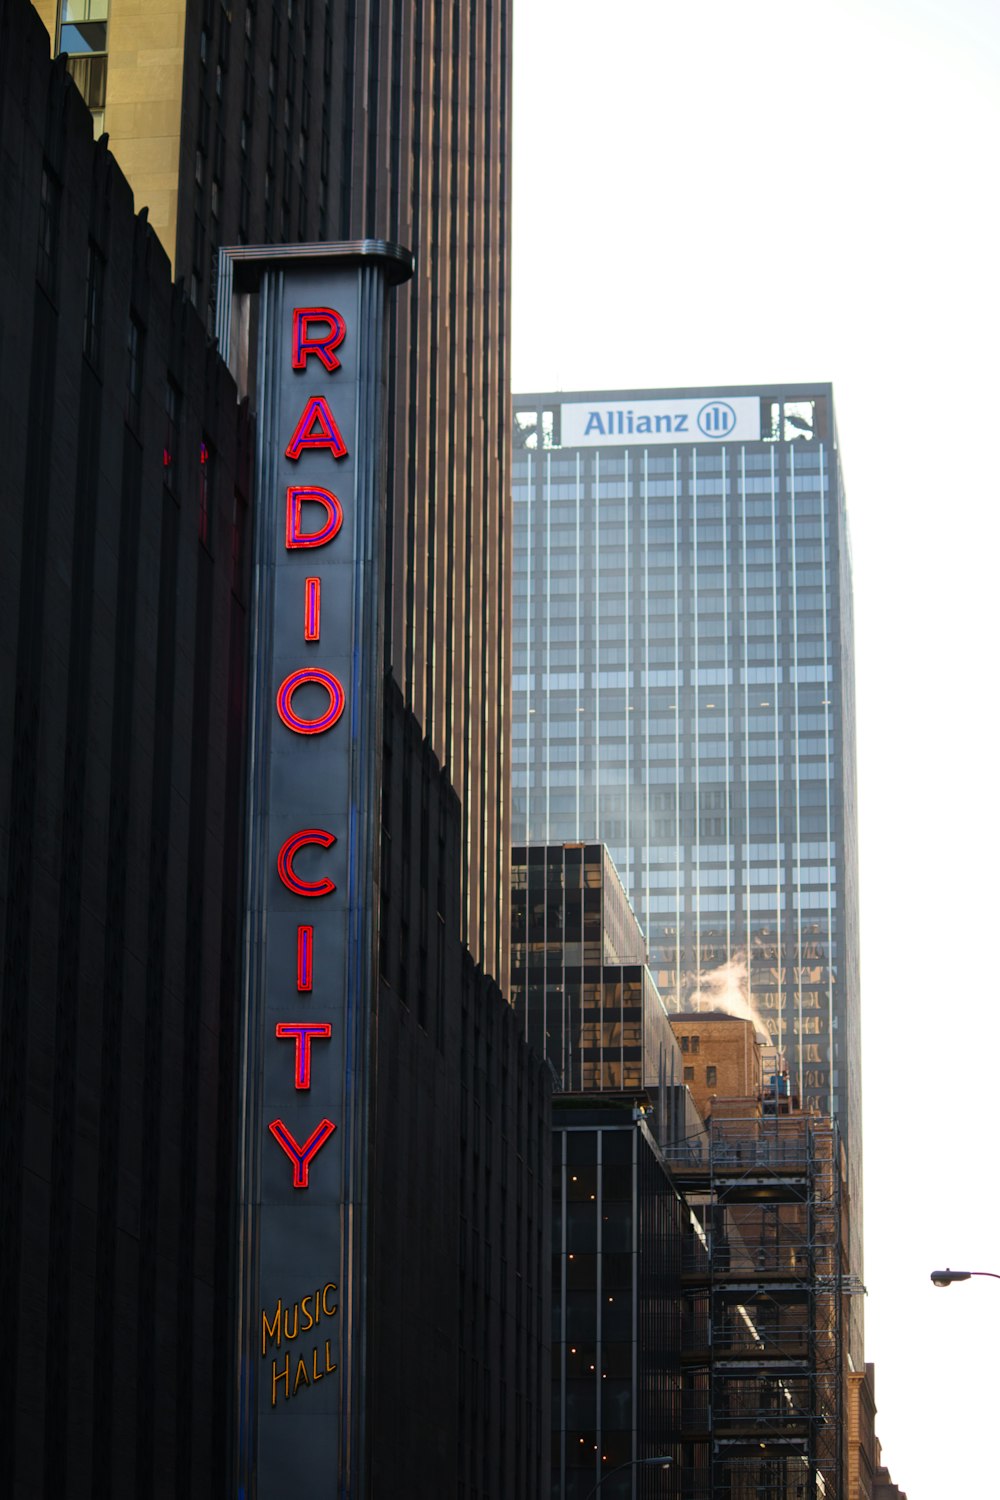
top-left (225, 249), bottom-right (409, 1499)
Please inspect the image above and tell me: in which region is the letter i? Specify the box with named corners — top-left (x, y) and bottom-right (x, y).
top-left (305, 577), bottom-right (321, 641)
top-left (297, 925), bottom-right (314, 992)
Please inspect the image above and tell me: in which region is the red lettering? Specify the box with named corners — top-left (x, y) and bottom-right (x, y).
top-left (285, 396), bottom-right (347, 461)
top-left (276, 668), bottom-right (345, 734)
top-left (304, 577), bottom-right (320, 641)
top-left (268, 1118), bottom-right (337, 1188)
top-left (291, 306), bottom-right (347, 372)
top-left (275, 1022), bottom-right (333, 1088)
top-left (297, 925), bottom-right (314, 991)
top-left (285, 486), bottom-right (343, 549)
top-left (277, 829), bottom-right (336, 898)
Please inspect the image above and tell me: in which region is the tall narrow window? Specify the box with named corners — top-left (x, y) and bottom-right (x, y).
top-left (36, 164), bottom-right (60, 297)
top-left (231, 488), bottom-right (247, 578)
top-left (126, 314), bottom-right (144, 431)
top-left (83, 241), bottom-right (104, 367)
top-left (198, 439), bottom-right (212, 547)
top-left (58, 0), bottom-right (110, 135)
top-left (164, 380), bottom-right (180, 489)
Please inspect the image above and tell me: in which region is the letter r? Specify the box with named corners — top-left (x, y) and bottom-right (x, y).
top-left (292, 307), bottom-right (347, 372)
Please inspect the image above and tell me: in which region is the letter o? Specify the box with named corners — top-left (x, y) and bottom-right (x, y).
top-left (276, 668), bottom-right (345, 734)
top-left (277, 829), bottom-right (337, 897)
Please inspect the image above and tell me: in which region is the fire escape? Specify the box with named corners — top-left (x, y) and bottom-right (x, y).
top-left (666, 1112), bottom-right (845, 1500)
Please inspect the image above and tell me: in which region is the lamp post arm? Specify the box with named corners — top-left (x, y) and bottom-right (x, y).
top-left (930, 1267), bottom-right (1000, 1287)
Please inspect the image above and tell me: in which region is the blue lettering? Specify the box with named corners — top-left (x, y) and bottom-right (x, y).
top-left (584, 411), bottom-right (605, 436)
top-left (654, 414), bottom-right (673, 433)
top-left (636, 415), bottom-right (652, 433)
top-left (675, 414), bottom-right (689, 433)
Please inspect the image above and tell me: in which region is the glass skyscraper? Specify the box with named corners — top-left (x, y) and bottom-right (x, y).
top-left (510, 384), bottom-right (859, 1169)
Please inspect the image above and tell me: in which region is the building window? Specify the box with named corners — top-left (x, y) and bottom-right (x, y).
top-left (679, 1035), bottom-right (689, 1053)
top-left (762, 397), bottom-right (817, 443)
top-left (58, 0), bottom-right (109, 134)
top-left (683, 1066), bottom-right (694, 1083)
top-left (513, 408), bottom-right (558, 451)
top-left (706, 1066), bottom-right (717, 1088)
top-left (126, 314), bottom-right (144, 430)
top-left (83, 241), bottom-right (104, 367)
top-left (36, 164), bottom-right (60, 297)
top-left (690, 1035), bottom-right (700, 1054)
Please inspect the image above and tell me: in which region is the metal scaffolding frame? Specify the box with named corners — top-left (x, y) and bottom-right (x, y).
top-left (664, 1112), bottom-right (845, 1500)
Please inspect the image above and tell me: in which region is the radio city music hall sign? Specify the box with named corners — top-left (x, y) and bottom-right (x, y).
top-left (267, 306), bottom-right (350, 1199)
top-left (217, 242), bottom-right (411, 1496)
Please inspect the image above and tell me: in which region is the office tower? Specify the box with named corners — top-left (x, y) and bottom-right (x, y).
top-left (510, 846), bottom-right (688, 1497)
top-left (511, 384), bottom-right (858, 1146)
top-left (32, 0), bottom-right (513, 988)
top-left (512, 384), bottom-right (863, 1371)
top-left (551, 1098), bottom-right (684, 1500)
top-left (510, 841), bottom-right (686, 1122)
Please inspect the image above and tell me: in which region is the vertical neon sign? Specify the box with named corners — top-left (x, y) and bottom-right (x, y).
top-left (216, 242), bottom-right (412, 1500)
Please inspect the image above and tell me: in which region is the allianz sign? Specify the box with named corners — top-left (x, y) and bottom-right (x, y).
top-left (559, 395), bottom-right (761, 447)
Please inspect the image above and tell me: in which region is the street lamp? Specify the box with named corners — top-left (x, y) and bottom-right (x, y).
top-left (930, 1268), bottom-right (1000, 1287)
top-left (581, 1454), bottom-right (673, 1500)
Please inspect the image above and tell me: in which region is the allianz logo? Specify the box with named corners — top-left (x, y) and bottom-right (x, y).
top-left (697, 401), bottom-right (737, 438)
top-left (581, 400), bottom-right (739, 440)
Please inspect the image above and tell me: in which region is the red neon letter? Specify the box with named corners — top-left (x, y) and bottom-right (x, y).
top-left (276, 668), bottom-right (345, 734)
top-left (304, 577), bottom-right (321, 641)
top-left (275, 1023), bottom-right (333, 1088)
top-left (286, 486), bottom-right (344, 549)
top-left (297, 925), bottom-right (314, 991)
top-left (277, 829), bottom-right (336, 897)
top-left (285, 396), bottom-right (347, 461)
top-left (292, 307), bottom-right (347, 372)
top-left (269, 1118), bottom-right (336, 1188)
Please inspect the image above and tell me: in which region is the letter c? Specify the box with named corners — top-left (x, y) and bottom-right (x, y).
top-left (277, 829), bottom-right (337, 897)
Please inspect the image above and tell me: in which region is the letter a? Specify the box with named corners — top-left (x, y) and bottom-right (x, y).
top-left (286, 396), bottom-right (348, 461)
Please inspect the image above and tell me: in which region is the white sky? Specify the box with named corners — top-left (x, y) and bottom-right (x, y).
top-left (511, 2), bottom-right (1000, 1492)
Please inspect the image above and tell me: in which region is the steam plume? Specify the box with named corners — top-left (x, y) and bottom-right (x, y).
top-left (682, 953), bottom-right (770, 1042)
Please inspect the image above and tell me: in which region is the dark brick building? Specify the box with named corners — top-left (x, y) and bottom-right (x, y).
top-left (0, 10), bottom-right (249, 1495)
top-left (375, 678), bottom-right (550, 1499)
top-left (1, 3), bottom-right (539, 1499)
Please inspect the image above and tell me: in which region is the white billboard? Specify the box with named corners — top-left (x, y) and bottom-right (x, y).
top-left (560, 395), bottom-right (761, 446)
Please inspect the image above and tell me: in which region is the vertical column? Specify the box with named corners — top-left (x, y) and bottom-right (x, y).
top-left (222, 245), bottom-right (411, 1500)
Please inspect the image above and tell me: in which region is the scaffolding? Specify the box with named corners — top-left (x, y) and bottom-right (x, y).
top-left (664, 1110), bottom-right (845, 1500)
